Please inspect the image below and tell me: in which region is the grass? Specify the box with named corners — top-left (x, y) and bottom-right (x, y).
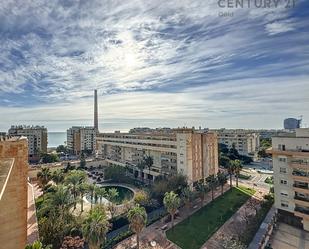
top-left (166, 186), bottom-right (255, 249)
top-left (239, 173), bottom-right (251, 180)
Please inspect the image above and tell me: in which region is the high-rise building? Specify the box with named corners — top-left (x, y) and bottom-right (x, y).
top-left (8, 125), bottom-right (47, 162)
top-left (94, 89), bottom-right (99, 132)
top-left (67, 126), bottom-right (96, 155)
top-left (97, 128), bottom-right (218, 184)
top-left (213, 129), bottom-right (260, 156)
top-left (268, 128), bottom-right (309, 230)
top-left (0, 136), bottom-right (28, 249)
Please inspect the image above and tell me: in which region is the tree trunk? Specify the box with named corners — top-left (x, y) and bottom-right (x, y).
top-left (236, 174), bottom-right (239, 187)
top-left (229, 174), bottom-right (232, 188)
top-left (137, 233), bottom-right (140, 249)
top-left (171, 213), bottom-right (174, 229)
top-left (221, 185), bottom-right (223, 195)
top-left (81, 197), bottom-right (84, 212)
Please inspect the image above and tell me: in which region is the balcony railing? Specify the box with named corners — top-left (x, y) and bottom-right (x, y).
top-left (293, 184), bottom-right (309, 190)
top-left (295, 206), bottom-right (309, 215)
top-left (292, 171), bottom-right (309, 177)
top-left (294, 195), bottom-right (309, 202)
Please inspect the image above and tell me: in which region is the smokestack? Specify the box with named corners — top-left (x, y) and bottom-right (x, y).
top-left (94, 89), bottom-right (98, 131)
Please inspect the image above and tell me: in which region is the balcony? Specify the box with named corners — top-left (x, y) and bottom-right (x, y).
top-left (292, 171), bottom-right (309, 182)
top-left (294, 206), bottom-right (309, 219)
top-left (293, 184), bottom-right (309, 194)
top-left (268, 148), bottom-right (309, 156)
top-left (290, 160), bottom-right (309, 170)
top-left (294, 196), bottom-right (309, 207)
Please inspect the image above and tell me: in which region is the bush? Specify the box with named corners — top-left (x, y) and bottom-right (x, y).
top-left (238, 174), bottom-right (251, 180)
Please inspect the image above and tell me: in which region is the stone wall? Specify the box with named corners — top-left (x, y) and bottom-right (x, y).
top-left (0, 137), bottom-right (28, 249)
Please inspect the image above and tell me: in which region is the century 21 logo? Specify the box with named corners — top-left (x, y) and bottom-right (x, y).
top-left (217, 0), bottom-right (297, 9)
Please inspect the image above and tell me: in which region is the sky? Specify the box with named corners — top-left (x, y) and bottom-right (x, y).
top-left (0, 0), bottom-right (309, 132)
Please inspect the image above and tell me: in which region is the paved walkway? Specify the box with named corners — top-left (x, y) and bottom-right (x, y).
top-left (27, 182), bottom-right (40, 244)
top-left (270, 222), bottom-right (309, 249)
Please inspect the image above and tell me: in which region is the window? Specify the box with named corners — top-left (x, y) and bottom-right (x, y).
top-left (278, 144), bottom-right (286, 151)
top-left (280, 192), bottom-right (288, 197)
top-left (279, 157), bottom-right (287, 162)
top-left (280, 167), bottom-right (287, 173)
top-left (281, 202), bottom-right (289, 208)
top-left (280, 179), bottom-right (287, 185)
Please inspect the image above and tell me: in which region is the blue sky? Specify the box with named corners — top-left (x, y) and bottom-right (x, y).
top-left (0, 0), bottom-right (309, 132)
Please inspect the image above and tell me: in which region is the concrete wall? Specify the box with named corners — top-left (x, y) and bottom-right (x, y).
top-left (0, 138), bottom-right (28, 249)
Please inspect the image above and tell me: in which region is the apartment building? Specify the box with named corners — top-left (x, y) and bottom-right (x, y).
top-left (0, 136), bottom-right (28, 249)
top-left (268, 128), bottom-right (309, 231)
top-left (214, 129), bottom-right (260, 156)
top-left (67, 126), bottom-right (96, 155)
top-left (97, 128), bottom-right (218, 184)
top-left (8, 125), bottom-right (47, 162)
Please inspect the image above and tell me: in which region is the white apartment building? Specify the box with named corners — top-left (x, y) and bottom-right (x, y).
top-left (67, 126), bottom-right (96, 155)
top-left (97, 128), bottom-right (218, 184)
top-left (268, 128), bottom-right (309, 231)
top-left (8, 125), bottom-right (47, 161)
top-left (214, 129), bottom-right (260, 156)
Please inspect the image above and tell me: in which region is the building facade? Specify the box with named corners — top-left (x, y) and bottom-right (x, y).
top-left (0, 136), bottom-right (28, 249)
top-left (8, 125), bottom-right (47, 162)
top-left (97, 128), bottom-right (218, 184)
top-left (268, 128), bottom-right (309, 231)
top-left (67, 126), bottom-right (96, 155)
top-left (214, 129), bottom-right (260, 156)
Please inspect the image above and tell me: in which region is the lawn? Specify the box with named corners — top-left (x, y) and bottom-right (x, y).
top-left (166, 186), bottom-right (255, 249)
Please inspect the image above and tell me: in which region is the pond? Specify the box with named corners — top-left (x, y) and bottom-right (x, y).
top-left (86, 185), bottom-right (134, 205)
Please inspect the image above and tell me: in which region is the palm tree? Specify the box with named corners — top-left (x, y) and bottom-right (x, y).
top-left (163, 191), bottom-right (180, 229)
top-left (65, 170), bottom-right (86, 209)
top-left (52, 169), bottom-right (64, 185)
top-left (217, 171), bottom-right (227, 195)
top-left (144, 155), bottom-right (154, 185)
top-left (82, 206), bottom-right (110, 249)
top-left (196, 181), bottom-right (208, 207)
top-left (127, 204), bottom-right (147, 249)
top-left (137, 161), bottom-right (145, 181)
top-left (88, 183), bottom-right (96, 209)
top-left (181, 187), bottom-right (193, 215)
top-left (93, 185), bottom-right (101, 204)
top-left (232, 159), bottom-right (242, 187)
top-left (107, 188), bottom-right (119, 218)
top-left (37, 168), bottom-right (51, 188)
top-left (96, 187), bottom-right (107, 204)
top-left (49, 185), bottom-right (75, 214)
top-left (78, 183), bottom-right (88, 212)
top-left (228, 161), bottom-right (235, 188)
top-left (206, 174), bottom-right (217, 201)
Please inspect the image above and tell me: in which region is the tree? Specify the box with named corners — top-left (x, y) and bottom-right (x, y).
top-left (196, 181), bottom-right (208, 207)
top-left (87, 183), bottom-right (96, 209)
top-left (144, 155), bottom-right (154, 185)
top-left (65, 170), bottom-right (87, 209)
top-left (228, 161), bottom-right (235, 188)
top-left (93, 185), bottom-right (102, 204)
top-left (96, 187), bottom-right (107, 205)
top-left (217, 171), bottom-right (227, 195)
top-left (127, 204), bottom-right (147, 249)
top-left (78, 183), bottom-right (88, 212)
top-left (220, 235), bottom-right (246, 249)
top-left (80, 152), bottom-right (86, 168)
top-left (52, 169), bottom-right (64, 185)
top-left (163, 191), bottom-right (180, 229)
top-left (104, 165), bottom-right (126, 183)
top-left (56, 145), bottom-right (69, 154)
top-left (134, 191), bottom-right (150, 206)
top-left (41, 153), bottom-right (59, 163)
top-left (64, 162), bottom-right (75, 173)
top-left (82, 206), bottom-right (110, 249)
top-left (107, 188), bottom-right (119, 218)
top-left (207, 174), bottom-right (217, 201)
top-left (25, 241), bottom-right (51, 249)
top-left (181, 187), bottom-right (193, 214)
top-left (231, 160), bottom-right (242, 187)
top-left (37, 168), bottom-right (52, 188)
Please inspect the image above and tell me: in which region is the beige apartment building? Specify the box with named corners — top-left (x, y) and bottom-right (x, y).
top-left (268, 128), bottom-right (309, 231)
top-left (8, 125), bottom-right (47, 162)
top-left (214, 129), bottom-right (260, 156)
top-left (67, 126), bottom-right (96, 155)
top-left (0, 136), bottom-right (28, 249)
top-left (97, 128), bottom-right (218, 185)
